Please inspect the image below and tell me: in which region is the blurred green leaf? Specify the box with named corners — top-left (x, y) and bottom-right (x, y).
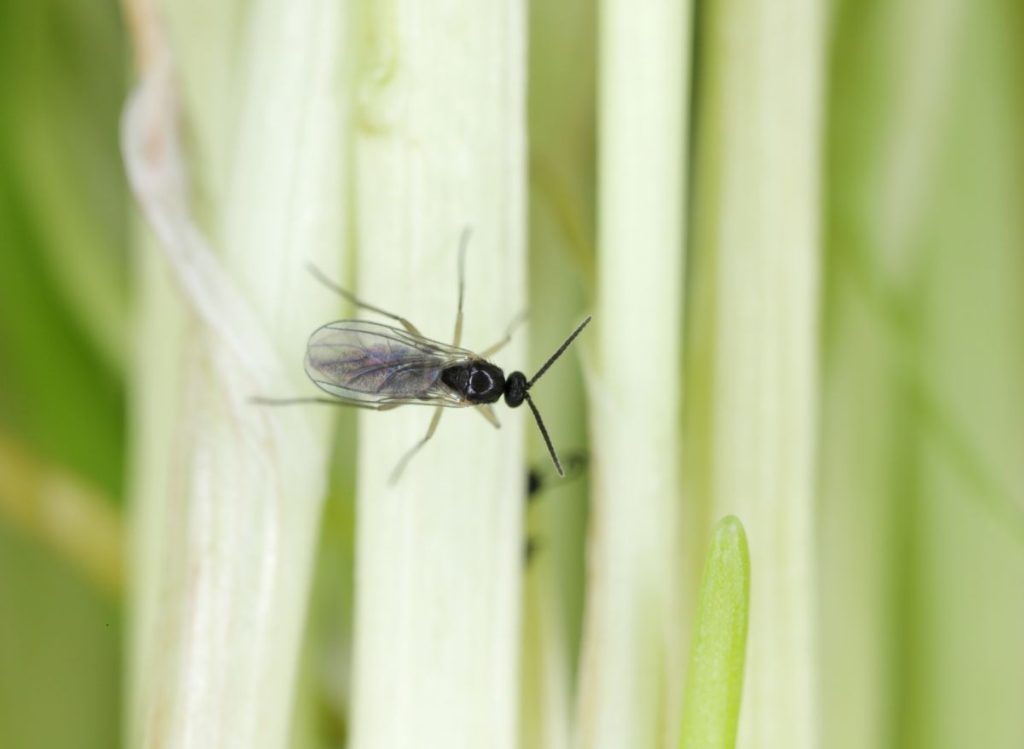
top-left (0, 521), bottom-right (121, 748)
top-left (0, 0), bottom-right (126, 498)
top-left (821, 2), bottom-right (1024, 748)
top-left (0, 3), bottom-right (126, 748)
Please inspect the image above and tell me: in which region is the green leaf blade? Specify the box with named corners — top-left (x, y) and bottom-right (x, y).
top-left (679, 515), bottom-right (751, 749)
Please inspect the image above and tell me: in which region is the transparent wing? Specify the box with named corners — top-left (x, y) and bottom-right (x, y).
top-left (304, 320), bottom-right (476, 408)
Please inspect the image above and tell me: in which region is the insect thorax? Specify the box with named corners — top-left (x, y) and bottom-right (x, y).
top-left (441, 361), bottom-right (506, 404)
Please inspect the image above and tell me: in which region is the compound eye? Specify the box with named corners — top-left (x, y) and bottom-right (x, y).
top-left (470, 370), bottom-right (491, 394)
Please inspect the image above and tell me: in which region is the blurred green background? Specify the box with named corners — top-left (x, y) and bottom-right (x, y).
top-left (0, 0), bottom-right (1021, 748)
top-left (0, 2), bottom-right (125, 747)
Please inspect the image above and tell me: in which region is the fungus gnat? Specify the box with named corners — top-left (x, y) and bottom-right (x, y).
top-left (255, 230), bottom-right (591, 484)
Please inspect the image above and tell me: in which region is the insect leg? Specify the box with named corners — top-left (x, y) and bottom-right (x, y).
top-left (388, 406), bottom-right (444, 484)
top-left (252, 396), bottom-right (342, 406)
top-left (250, 396), bottom-right (400, 411)
top-left (306, 263), bottom-right (424, 337)
top-left (451, 227), bottom-right (471, 347)
top-left (479, 310), bottom-right (528, 359)
top-left (475, 404), bottom-right (501, 429)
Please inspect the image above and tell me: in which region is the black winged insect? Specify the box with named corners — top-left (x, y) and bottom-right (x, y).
top-left (256, 230), bottom-right (591, 484)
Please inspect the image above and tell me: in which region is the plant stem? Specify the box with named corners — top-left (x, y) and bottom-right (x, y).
top-left (686, 0), bottom-right (825, 746)
top-left (576, 0), bottom-right (691, 746)
top-left (347, 1), bottom-right (527, 747)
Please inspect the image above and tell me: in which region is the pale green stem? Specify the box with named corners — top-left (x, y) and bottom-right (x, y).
top-left (123, 1), bottom-right (348, 746)
top-left (347, 1), bottom-right (527, 747)
top-left (576, 0), bottom-right (691, 747)
top-left (687, 0), bottom-right (824, 746)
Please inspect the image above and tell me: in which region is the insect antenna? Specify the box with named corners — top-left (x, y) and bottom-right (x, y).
top-left (527, 316), bottom-right (592, 388)
top-left (521, 315), bottom-right (592, 476)
top-left (523, 392), bottom-right (564, 476)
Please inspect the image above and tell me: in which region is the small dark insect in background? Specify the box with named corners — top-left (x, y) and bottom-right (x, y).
top-left (523, 450), bottom-right (589, 565)
top-left (526, 450), bottom-right (589, 500)
top-left (256, 230), bottom-right (591, 483)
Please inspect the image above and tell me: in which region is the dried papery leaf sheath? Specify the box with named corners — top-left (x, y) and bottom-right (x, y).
top-left (123, 2), bottom-right (347, 746)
